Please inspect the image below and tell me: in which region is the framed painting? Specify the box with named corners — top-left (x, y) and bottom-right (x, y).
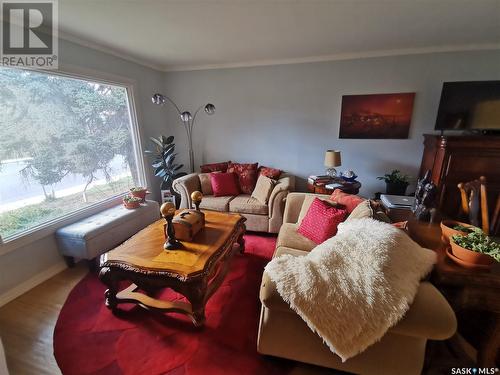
top-left (339, 92), bottom-right (415, 139)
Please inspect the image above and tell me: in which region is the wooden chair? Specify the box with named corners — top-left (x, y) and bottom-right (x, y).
top-left (458, 176), bottom-right (499, 235)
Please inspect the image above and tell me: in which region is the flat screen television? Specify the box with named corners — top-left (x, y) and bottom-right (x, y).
top-left (435, 81), bottom-right (500, 132)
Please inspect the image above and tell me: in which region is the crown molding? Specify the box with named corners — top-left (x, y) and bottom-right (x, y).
top-left (55, 30), bottom-right (500, 74)
top-left (162, 43), bottom-right (500, 72)
top-left (58, 31), bottom-right (165, 72)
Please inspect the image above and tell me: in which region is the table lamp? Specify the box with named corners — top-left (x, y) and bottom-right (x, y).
top-left (324, 150), bottom-right (341, 177)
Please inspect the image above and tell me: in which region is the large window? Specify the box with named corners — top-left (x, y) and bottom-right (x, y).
top-left (0, 67), bottom-right (143, 241)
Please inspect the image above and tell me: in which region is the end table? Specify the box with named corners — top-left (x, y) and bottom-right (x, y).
top-left (407, 219), bottom-right (500, 367)
top-left (307, 178), bottom-right (361, 195)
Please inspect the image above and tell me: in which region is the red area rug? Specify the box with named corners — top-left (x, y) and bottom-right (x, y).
top-left (54, 234), bottom-right (295, 375)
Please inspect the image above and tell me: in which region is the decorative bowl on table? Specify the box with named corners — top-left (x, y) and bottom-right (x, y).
top-left (340, 170), bottom-right (358, 182)
top-left (439, 220), bottom-right (475, 244)
top-left (449, 238), bottom-right (495, 267)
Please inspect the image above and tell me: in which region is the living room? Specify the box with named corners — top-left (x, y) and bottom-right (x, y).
top-left (0, 1), bottom-right (499, 374)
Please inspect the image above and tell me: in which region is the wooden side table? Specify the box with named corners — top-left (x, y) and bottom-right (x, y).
top-left (407, 219), bottom-right (500, 367)
top-left (307, 179), bottom-right (361, 195)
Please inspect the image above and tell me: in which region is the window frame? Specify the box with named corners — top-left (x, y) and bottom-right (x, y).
top-left (0, 66), bottom-right (148, 255)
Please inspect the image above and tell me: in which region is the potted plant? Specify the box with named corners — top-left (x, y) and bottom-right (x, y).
top-left (130, 186), bottom-right (148, 202)
top-left (439, 220), bottom-right (475, 244)
top-left (377, 169), bottom-right (410, 195)
top-left (450, 228), bottom-right (499, 266)
top-left (123, 195), bottom-right (142, 209)
top-left (145, 136), bottom-right (187, 206)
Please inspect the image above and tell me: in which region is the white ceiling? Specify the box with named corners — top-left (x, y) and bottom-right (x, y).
top-left (59, 0), bottom-right (500, 72)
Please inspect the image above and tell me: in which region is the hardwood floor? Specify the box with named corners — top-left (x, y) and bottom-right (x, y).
top-left (0, 263), bottom-right (88, 375)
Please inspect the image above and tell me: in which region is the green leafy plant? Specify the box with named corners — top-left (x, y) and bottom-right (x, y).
top-left (123, 195), bottom-right (142, 203)
top-left (377, 169), bottom-right (410, 185)
top-left (145, 136), bottom-right (187, 190)
top-left (452, 224), bottom-right (475, 233)
top-left (452, 228), bottom-right (500, 262)
top-left (130, 186), bottom-right (146, 192)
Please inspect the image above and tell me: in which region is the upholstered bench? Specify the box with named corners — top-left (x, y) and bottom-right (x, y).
top-left (56, 200), bottom-right (160, 267)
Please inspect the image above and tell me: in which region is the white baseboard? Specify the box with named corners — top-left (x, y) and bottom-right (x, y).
top-left (0, 261), bottom-right (67, 308)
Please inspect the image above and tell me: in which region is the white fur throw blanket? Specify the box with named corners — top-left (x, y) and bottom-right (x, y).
top-left (265, 218), bottom-right (436, 362)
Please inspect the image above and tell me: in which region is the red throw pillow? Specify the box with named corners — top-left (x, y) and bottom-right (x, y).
top-left (227, 162), bottom-right (259, 194)
top-left (258, 166), bottom-right (282, 180)
top-left (210, 172), bottom-right (240, 197)
top-left (329, 190), bottom-right (364, 214)
top-left (298, 198), bottom-right (347, 244)
top-left (200, 161), bottom-right (231, 173)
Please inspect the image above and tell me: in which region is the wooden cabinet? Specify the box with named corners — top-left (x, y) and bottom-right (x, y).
top-left (419, 134), bottom-right (500, 233)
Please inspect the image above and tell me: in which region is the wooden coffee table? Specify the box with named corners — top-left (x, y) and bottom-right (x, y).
top-left (99, 210), bottom-right (246, 326)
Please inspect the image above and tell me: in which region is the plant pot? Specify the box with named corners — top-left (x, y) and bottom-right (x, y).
top-left (450, 239), bottom-right (495, 266)
top-left (385, 182), bottom-right (408, 195)
top-left (440, 220), bottom-right (474, 244)
top-left (123, 200), bottom-right (141, 209)
top-left (130, 189), bottom-right (147, 202)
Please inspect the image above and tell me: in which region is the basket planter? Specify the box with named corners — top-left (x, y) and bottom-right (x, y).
top-left (123, 199), bottom-right (141, 209)
top-left (440, 220), bottom-right (474, 244)
top-left (130, 188), bottom-right (148, 202)
top-left (450, 239), bottom-right (494, 266)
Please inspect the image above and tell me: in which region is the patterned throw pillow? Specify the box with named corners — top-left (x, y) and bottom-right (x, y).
top-left (200, 161), bottom-right (231, 173)
top-left (298, 197), bottom-right (347, 244)
top-left (258, 166), bottom-right (282, 180)
top-left (251, 175), bottom-right (276, 204)
top-left (227, 162), bottom-right (259, 194)
top-left (329, 190), bottom-right (365, 214)
top-left (210, 172), bottom-right (240, 197)
top-left (298, 195), bottom-right (338, 223)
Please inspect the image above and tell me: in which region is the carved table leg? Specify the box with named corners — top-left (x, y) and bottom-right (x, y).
top-left (99, 267), bottom-right (119, 313)
top-left (237, 232), bottom-right (245, 254)
top-left (186, 280), bottom-right (208, 327)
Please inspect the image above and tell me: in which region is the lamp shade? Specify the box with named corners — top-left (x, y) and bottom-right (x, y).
top-left (324, 150), bottom-right (341, 167)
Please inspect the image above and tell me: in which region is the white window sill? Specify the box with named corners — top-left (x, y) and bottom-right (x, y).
top-left (0, 195), bottom-right (127, 256)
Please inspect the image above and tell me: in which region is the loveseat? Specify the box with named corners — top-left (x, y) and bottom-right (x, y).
top-left (172, 172), bottom-right (295, 233)
top-left (257, 192), bottom-right (457, 375)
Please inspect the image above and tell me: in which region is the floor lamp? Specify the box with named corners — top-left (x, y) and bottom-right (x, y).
top-left (152, 93), bottom-right (215, 173)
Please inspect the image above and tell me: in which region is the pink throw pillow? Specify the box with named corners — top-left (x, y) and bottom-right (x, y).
top-left (298, 197), bottom-right (347, 244)
top-left (329, 190), bottom-right (364, 214)
top-left (210, 172), bottom-right (240, 197)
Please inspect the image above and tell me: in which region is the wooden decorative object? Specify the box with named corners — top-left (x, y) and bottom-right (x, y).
top-left (160, 202), bottom-right (181, 250)
top-left (412, 169), bottom-right (438, 222)
top-left (172, 209), bottom-right (205, 241)
top-left (418, 134), bottom-right (500, 235)
top-left (191, 190), bottom-right (203, 211)
top-left (458, 176), bottom-right (491, 235)
top-left (99, 210), bottom-right (246, 327)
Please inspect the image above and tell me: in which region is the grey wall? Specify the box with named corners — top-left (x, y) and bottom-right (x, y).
top-left (0, 39), bottom-right (165, 299)
top-left (160, 50), bottom-right (500, 196)
top-left (1, 46), bottom-right (499, 301)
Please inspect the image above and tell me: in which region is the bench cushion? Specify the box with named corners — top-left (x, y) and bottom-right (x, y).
top-left (56, 200), bottom-right (160, 260)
